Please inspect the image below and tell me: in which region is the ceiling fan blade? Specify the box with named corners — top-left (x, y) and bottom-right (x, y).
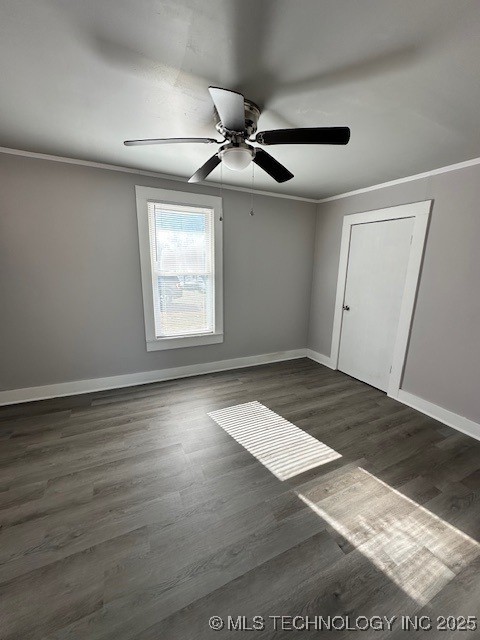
top-left (256, 127), bottom-right (350, 146)
top-left (208, 87), bottom-right (245, 132)
top-left (124, 137), bottom-right (219, 146)
top-left (253, 149), bottom-right (293, 183)
top-left (188, 154), bottom-right (221, 183)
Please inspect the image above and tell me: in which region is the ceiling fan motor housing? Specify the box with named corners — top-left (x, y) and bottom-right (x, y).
top-left (214, 98), bottom-right (261, 139)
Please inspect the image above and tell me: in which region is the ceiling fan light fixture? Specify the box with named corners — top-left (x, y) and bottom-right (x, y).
top-left (220, 146), bottom-right (254, 171)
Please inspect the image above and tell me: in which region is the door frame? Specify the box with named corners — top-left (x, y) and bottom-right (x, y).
top-left (330, 200), bottom-right (432, 398)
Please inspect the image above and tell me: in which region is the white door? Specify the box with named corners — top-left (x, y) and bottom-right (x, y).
top-left (338, 217), bottom-right (414, 392)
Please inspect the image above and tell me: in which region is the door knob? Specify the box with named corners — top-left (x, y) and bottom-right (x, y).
top-left (343, 304), bottom-right (350, 311)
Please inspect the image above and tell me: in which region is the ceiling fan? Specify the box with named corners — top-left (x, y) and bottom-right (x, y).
top-left (124, 87), bottom-right (350, 184)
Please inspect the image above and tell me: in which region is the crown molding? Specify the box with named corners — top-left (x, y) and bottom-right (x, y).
top-left (316, 156), bottom-right (480, 204)
top-left (0, 146), bottom-right (317, 203)
top-left (3, 145), bottom-right (479, 205)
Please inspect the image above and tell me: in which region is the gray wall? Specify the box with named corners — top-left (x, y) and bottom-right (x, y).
top-left (0, 153), bottom-right (316, 390)
top-left (308, 164), bottom-right (480, 423)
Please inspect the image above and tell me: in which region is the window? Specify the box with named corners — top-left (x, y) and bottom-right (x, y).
top-left (136, 186), bottom-right (223, 351)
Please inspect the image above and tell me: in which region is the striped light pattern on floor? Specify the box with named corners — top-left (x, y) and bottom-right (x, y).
top-left (208, 401), bottom-right (341, 480)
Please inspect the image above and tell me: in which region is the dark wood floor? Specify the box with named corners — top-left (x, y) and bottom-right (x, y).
top-left (1, 359), bottom-right (480, 639)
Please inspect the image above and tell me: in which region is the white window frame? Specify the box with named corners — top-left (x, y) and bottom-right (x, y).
top-left (135, 185), bottom-right (223, 351)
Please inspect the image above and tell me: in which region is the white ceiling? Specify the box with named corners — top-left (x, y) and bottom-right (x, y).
top-left (1, 0), bottom-right (479, 199)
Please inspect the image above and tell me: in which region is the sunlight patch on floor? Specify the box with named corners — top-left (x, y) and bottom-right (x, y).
top-left (208, 401), bottom-right (341, 480)
top-left (209, 401), bottom-right (480, 605)
top-left (298, 467), bottom-right (480, 605)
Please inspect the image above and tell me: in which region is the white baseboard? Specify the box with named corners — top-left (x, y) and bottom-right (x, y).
top-left (5, 349), bottom-right (477, 446)
top-left (304, 353), bottom-right (480, 443)
top-left (0, 349), bottom-right (306, 406)
top-left (397, 389), bottom-right (480, 442)
top-left (306, 349), bottom-right (335, 369)
top-left (305, 353), bottom-right (480, 443)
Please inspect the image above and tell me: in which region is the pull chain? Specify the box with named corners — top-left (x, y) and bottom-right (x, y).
top-left (219, 161), bottom-right (224, 222)
top-left (250, 162), bottom-right (255, 216)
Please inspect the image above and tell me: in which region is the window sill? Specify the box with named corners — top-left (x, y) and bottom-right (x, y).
top-left (146, 332), bottom-right (224, 352)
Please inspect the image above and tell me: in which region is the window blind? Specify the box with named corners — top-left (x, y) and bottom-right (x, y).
top-left (147, 201), bottom-right (215, 338)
